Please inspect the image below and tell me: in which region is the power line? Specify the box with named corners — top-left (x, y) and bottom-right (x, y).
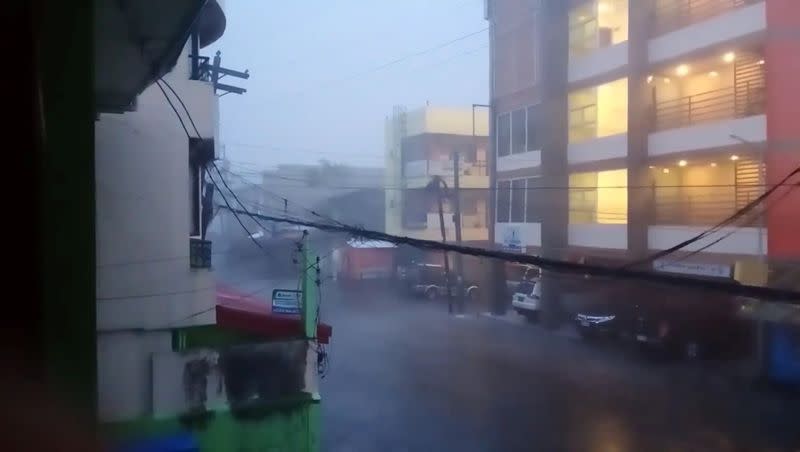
top-left (206, 168), bottom-right (268, 254)
top-left (155, 81), bottom-right (191, 139)
top-left (219, 206), bottom-right (800, 302)
top-left (159, 78), bottom-right (202, 138)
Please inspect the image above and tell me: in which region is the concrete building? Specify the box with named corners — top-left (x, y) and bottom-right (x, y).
top-left (94, 4), bottom-right (226, 422)
top-left (486, 0), bottom-right (800, 290)
top-left (385, 105), bottom-right (491, 247)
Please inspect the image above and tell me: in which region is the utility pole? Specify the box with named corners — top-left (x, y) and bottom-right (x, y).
top-left (429, 176), bottom-right (454, 314)
top-left (452, 152), bottom-right (465, 313)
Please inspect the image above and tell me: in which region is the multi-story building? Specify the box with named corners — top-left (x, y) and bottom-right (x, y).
top-left (385, 105), bottom-right (491, 254)
top-left (487, 0), bottom-right (800, 295)
top-left (94, 2), bottom-right (226, 423)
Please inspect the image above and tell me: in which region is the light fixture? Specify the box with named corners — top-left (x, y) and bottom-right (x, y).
top-left (662, 168), bottom-right (670, 174)
top-left (647, 75), bottom-right (654, 84)
top-left (648, 165), bottom-right (655, 169)
top-left (710, 162), bottom-right (717, 167)
top-left (708, 71), bottom-right (719, 77)
top-left (678, 160), bottom-right (688, 167)
top-left (723, 52), bottom-right (736, 63)
top-left (676, 64), bottom-right (690, 77)
top-left (663, 77), bottom-right (671, 84)
top-left (597, 2), bottom-right (610, 13)
top-left (730, 154), bottom-right (740, 161)
top-left (758, 59), bottom-right (765, 65)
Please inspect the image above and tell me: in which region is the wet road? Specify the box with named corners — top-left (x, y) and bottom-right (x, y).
top-left (319, 284), bottom-right (799, 452)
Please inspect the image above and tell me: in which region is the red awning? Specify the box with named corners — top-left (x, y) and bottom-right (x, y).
top-left (215, 284), bottom-right (332, 344)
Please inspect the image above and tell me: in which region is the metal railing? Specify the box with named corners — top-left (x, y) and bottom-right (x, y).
top-left (652, 0), bottom-right (754, 36)
top-left (190, 238), bottom-right (212, 269)
top-left (652, 83), bottom-right (765, 131)
top-left (652, 188), bottom-right (764, 226)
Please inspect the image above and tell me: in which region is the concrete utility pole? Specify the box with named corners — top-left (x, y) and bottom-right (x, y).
top-left (428, 176), bottom-right (454, 314)
top-left (452, 152), bottom-right (465, 313)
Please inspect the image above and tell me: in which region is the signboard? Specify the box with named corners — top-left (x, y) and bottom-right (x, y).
top-left (271, 289), bottom-right (302, 315)
top-left (502, 226), bottom-right (524, 253)
top-left (653, 260), bottom-right (732, 279)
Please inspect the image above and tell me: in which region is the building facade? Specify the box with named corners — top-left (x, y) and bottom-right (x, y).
top-left (94, 9), bottom-right (224, 422)
top-left (487, 0), bottom-right (800, 289)
top-left (385, 105), bottom-right (491, 247)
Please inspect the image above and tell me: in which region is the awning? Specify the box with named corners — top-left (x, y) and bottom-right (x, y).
top-left (215, 284), bottom-right (332, 344)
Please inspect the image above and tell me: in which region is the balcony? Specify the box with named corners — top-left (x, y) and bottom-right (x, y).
top-left (648, 50), bottom-right (766, 156)
top-left (403, 159), bottom-right (488, 189)
top-left (190, 238), bottom-right (212, 269)
top-left (403, 212), bottom-right (489, 242)
top-left (648, 155), bottom-right (765, 226)
top-left (649, 0), bottom-right (765, 64)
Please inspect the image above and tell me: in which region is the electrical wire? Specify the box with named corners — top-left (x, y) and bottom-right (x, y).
top-left (206, 168), bottom-right (268, 254)
top-left (155, 81), bottom-right (191, 139)
top-left (159, 78), bottom-right (202, 138)
top-left (218, 205), bottom-right (800, 302)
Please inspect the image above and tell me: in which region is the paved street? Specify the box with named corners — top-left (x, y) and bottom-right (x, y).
top-left (318, 283), bottom-right (799, 452)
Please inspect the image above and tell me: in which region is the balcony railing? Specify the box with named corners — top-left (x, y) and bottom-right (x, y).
top-left (190, 238), bottom-right (212, 269)
top-left (404, 160), bottom-right (488, 179)
top-left (652, 84), bottom-right (765, 131)
top-left (652, 0), bottom-right (755, 37)
top-left (653, 189), bottom-right (764, 226)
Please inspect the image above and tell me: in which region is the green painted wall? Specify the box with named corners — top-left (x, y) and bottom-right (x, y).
top-left (105, 400), bottom-right (320, 452)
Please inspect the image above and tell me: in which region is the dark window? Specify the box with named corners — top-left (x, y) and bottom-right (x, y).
top-left (190, 164), bottom-right (201, 237)
top-left (496, 180), bottom-right (511, 223)
top-left (511, 108), bottom-right (526, 154)
top-left (525, 177), bottom-right (541, 222)
top-left (526, 105), bottom-right (540, 151)
top-left (510, 179), bottom-right (526, 222)
top-left (497, 113), bottom-right (511, 157)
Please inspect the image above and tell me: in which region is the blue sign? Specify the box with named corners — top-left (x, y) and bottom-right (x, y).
top-left (271, 289), bottom-right (301, 315)
top-left (502, 226), bottom-right (523, 252)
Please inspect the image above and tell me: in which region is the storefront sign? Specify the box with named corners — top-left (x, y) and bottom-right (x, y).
top-left (653, 260), bottom-right (732, 279)
top-left (271, 289), bottom-right (301, 315)
top-left (502, 226), bottom-right (523, 252)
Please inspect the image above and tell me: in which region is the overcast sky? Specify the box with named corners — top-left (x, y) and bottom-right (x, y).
top-left (207, 0), bottom-right (489, 170)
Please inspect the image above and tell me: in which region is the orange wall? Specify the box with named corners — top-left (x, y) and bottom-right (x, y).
top-left (765, 0), bottom-right (800, 258)
top-left (341, 247), bottom-right (395, 280)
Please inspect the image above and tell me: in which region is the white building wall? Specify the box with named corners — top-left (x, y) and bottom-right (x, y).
top-left (94, 40), bottom-right (219, 421)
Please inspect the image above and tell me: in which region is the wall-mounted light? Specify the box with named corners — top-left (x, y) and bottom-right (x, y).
top-left (663, 77), bottom-right (671, 84)
top-left (708, 71), bottom-right (719, 77)
top-left (678, 160), bottom-right (688, 167)
top-left (710, 162), bottom-right (717, 167)
top-left (730, 154), bottom-right (740, 161)
top-left (676, 64), bottom-right (690, 77)
top-left (662, 168), bottom-right (670, 174)
top-left (757, 59), bottom-right (765, 65)
top-left (647, 75), bottom-right (654, 84)
top-left (723, 52), bottom-right (736, 63)
top-left (648, 165), bottom-right (655, 169)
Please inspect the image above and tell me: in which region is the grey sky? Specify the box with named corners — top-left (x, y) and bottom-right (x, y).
top-left (207, 0), bottom-right (489, 169)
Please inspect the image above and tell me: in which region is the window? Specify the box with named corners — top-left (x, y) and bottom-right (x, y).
top-left (497, 113), bottom-right (511, 157)
top-left (511, 108), bottom-right (526, 154)
top-left (526, 106), bottom-right (541, 151)
top-left (510, 179), bottom-right (526, 222)
top-left (190, 163), bottom-right (201, 237)
top-left (568, 78), bottom-right (627, 143)
top-left (569, 169), bottom-right (628, 224)
top-left (496, 180), bottom-right (511, 223)
top-left (525, 177), bottom-right (541, 222)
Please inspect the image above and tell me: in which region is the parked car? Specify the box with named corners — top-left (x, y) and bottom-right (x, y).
top-left (633, 283), bottom-right (753, 360)
top-left (512, 278), bottom-right (542, 322)
top-left (574, 277), bottom-right (753, 360)
top-left (400, 263), bottom-right (479, 301)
